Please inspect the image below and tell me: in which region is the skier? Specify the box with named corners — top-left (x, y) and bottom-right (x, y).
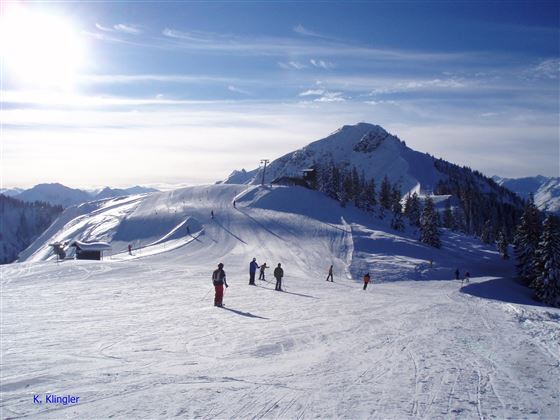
top-left (233, 200), bottom-right (236, 208)
top-left (363, 273), bottom-right (371, 290)
top-left (274, 263), bottom-right (284, 291)
top-left (128, 244), bottom-right (132, 255)
top-left (259, 262), bottom-right (269, 280)
top-left (212, 263), bottom-right (228, 307)
top-left (455, 268), bottom-right (460, 280)
top-left (326, 265), bottom-right (334, 282)
top-left (186, 225), bottom-right (190, 235)
top-left (211, 210), bottom-right (214, 219)
top-left (462, 271), bottom-right (471, 285)
top-left (249, 258), bottom-right (259, 285)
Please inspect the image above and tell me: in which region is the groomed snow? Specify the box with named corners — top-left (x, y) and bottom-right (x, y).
top-left (2, 185), bottom-right (559, 418)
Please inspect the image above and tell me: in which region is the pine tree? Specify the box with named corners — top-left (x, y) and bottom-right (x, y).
top-left (442, 199), bottom-right (454, 229)
top-left (351, 167), bottom-right (361, 207)
top-left (532, 215), bottom-right (560, 307)
top-left (452, 206), bottom-right (466, 232)
top-left (391, 199), bottom-right (405, 231)
top-left (339, 171), bottom-right (353, 207)
top-left (496, 230), bottom-right (509, 259)
top-left (324, 165), bottom-right (340, 200)
top-left (514, 197), bottom-right (541, 285)
top-left (406, 192), bottom-right (421, 227)
top-left (403, 193), bottom-right (413, 218)
top-left (364, 179), bottom-right (377, 213)
top-left (481, 220), bottom-right (494, 244)
top-left (379, 176), bottom-right (392, 210)
top-left (420, 196), bottom-right (441, 248)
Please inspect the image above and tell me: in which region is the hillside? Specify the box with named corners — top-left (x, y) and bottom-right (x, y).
top-left (494, 175), bottom-right (560, 213)
top-left (19, 184), bottom-right (508, 282)
top-left (0, 195), bottom-right (63, 264)
top-left (4, 184), bottom-right (559, 418)
top-left (223, 123), bottom-right (524, 239)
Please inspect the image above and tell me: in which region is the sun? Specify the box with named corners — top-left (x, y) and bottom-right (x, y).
top-left (0, 4), bottom-right (86, 89)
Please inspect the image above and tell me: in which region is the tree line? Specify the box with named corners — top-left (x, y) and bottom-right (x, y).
top-left (305, 161), bottom-right (558, 307)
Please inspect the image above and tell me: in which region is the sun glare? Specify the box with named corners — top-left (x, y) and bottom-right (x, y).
top-left (0, 5), bottom-right (86, 89)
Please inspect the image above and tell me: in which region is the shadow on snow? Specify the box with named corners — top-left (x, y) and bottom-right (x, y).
top-left (221, 306), bottom-right (269, 319)
top-left (460, 277), bottom-right (547, 308)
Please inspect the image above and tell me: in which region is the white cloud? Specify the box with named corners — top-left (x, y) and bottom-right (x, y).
top-left (228, 85), bottom-right (251, 95)
top-left (293, 24), bottom-right (322, 37)
top-left (278, 61), bottom-right (308, 70)
top-left (314, 91), bottom-right (345, 102)
top-left (299, 89), bottom-right (325, 96)
top-left (310, 59), bottom-right (335, 70)
top-left (534, 59), bottom-right (560, 79)
top-left (95, 23), bottom-right (114, 32)
top-left (114, 24), bottom-right (143, 35)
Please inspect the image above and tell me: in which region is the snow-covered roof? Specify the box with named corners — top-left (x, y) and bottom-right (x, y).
top-left (71, 241), bottom-right (112, 251)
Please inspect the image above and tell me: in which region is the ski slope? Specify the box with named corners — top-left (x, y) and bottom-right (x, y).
top-left (3, 185), bottom-right (559, 418)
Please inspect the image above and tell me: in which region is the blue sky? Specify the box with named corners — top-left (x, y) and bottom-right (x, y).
top-left (1, 0), bottom-right (559, 188)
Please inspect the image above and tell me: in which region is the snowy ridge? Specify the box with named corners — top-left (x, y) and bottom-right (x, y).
top-left (493, 175), bottom-right (560, 213)
top-left (20, 184), bottom-right (509, 283)
top-left (225, 123), bottom-right (444, 195)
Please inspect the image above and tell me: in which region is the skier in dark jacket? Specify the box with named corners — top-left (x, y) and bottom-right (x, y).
top-left (326, 265), bottom-right (334, 282)
top-left (212, 263), bottom-right (228, 307)
top-left (274, 263), bottom-right (284, 291)
top-left (363, 273), bottom-right (371, 290)
top-left (259, 263), bottom-right (269, 280)
top-left (455, 268), bottom-right (460, 280)
top-left (249, 258), bottom-right (259, 285)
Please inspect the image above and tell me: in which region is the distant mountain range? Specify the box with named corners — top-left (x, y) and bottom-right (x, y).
top-left (492, 176), bottom-right (560, 213)
top-left (0, 183), bottom-right (159, 208)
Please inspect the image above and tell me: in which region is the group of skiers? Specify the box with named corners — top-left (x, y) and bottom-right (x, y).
top-left (454, 268), bottom-right (471, 285)
top-left (249, 258), bottom-right (284, 290)
top-left (212, 258), bottom-right (285, 306)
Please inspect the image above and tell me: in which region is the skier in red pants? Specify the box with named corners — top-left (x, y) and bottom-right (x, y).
top-left (212, 263), bottom-right (228, 307)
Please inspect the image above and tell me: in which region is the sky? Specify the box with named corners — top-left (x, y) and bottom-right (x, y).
top-left (1, 0), bottom-right (559, 189)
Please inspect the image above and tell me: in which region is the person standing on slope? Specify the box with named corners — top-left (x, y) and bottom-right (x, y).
top-left (274, 263), bottom-right (284, 291)
top-left (326, 265), bottom-right (334, 282)
top-left (212, 263), bottom-right (228, 307)
top-left (259, 262), bottom-right (269, 280)
top-left (462, 271), bottom-right (470, 285)
top-left (363, 273), bottom-right (371, 290)
top-left (249, 258), bottom-right (259, 285)
top-left (455, 268), bottom-right (460, 280)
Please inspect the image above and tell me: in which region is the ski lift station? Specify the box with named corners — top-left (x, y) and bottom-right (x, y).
top-left (70, 241), bottom-right (111, 260)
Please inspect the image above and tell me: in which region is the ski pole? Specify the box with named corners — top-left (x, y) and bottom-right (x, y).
top-left (201, 287), bottom-right (213, 301)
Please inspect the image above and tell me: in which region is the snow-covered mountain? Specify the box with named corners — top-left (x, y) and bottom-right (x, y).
top-left (223, 123), bottom-right (512, 199)
top-left (6, 183), bottom-right (559, 418)
top-left (493, 175), bottom-right (560, 213)
top-left (224, 123), bottom-right (524, 239)
top-left (0, 194), bottom-right (63, 264)
top-left (0, 187), bottom-right (24, 196)
top-left (14, 183), bottom-right (93, 208)
top-left (224, 123), bottom-right (443, 194)
top-left (12, 183), bottom-right (158, 208)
